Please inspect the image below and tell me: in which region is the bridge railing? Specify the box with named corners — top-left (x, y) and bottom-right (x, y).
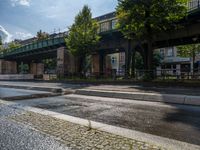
top-left (0, 37), bottom-right (65, 57)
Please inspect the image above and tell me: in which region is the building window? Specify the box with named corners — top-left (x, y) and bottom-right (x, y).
top-left (100, 21), bottom-right (110, 32)
top-left (119, 52), bottom-right (125, 64)
top-left (111, 19), bottom-right (118, 29)
top-left (167, 47), bottom-right (173, 57)
top-left (111, 56), bottom-right (117, 64)
top-left (160, 49), bottom-right (165, 58)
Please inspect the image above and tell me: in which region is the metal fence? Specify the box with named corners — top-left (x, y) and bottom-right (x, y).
top-left (135, 69), bottom-right (200, 80)
top-left (88, 68), bottom-right (200, 80)
top-left (0, 37), bottom-right (65, 58)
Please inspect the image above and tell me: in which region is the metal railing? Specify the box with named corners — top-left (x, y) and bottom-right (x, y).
top-left (135, 68), bottom-right (200, 80)
top-left (88, 68), bottom-right (200, 80)
top-left (0, 37), bottom-right (65, 58)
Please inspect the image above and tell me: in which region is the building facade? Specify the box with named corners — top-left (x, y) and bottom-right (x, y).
top-left (156, 47), bottom-right (197, 78)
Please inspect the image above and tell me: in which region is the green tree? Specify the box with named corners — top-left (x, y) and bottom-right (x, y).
top-left (177, 44), bottom-right (200, 72)
top-left (19, 62), bottom-right (29, 74)
top-left (0, 36), bottom-right (2, 46)
top-left (37, 30), bottom-right (49, 40)
top-left (0, 36), bottom-right (3, 51)
top-left (135, 51), bottom-right (161, 70)
top-left (66, 5), bottom-right (100, 77)
top-left (43, 58), bottom-right (57, 73)
top-left (8, 41), bottom-right (21, 49)
top-left (116, 0), bottom-right (187, 78)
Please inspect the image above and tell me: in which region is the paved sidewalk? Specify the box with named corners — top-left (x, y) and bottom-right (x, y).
top-left (75, 89), bottom-right (200, 106)
top-left (10, 112), bottom-right (162, 150)
top-left (1, 81), bottom-right (200, 96)
top-left (0, 101), bottom-right (164, 150)
top-left (0, 103), bottom-right (68, 150)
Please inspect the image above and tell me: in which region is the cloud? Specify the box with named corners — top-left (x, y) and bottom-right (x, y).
top-left (11, 0), bottom-right (31, 7)
top-left (15, 32), bottom-right (32, 40)
top-left (0, 25), bottom-right (13, 43)
top-left (0, 25), bottom-right (33, 43)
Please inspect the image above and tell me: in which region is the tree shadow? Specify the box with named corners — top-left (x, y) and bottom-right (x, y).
top-left (128, 85), bottom-right (200, 96)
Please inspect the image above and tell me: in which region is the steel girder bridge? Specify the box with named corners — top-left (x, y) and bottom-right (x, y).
top-left (0, 1), bottom-right (200, 61)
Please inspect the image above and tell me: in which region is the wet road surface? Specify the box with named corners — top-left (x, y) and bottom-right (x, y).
top-left (0, 87), bottom-right (49, 98)
top-left (17, 94), bottom-right (200, 146)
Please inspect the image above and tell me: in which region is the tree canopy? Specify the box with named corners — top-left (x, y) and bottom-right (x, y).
top-left (66, 5), bottom-right (100, 56)
top-left (116, 0), bottom-right (188, 73)
top-left (116, 0), bottom-right (187, 40)
top-left (8, 41), bottom-right (21, 49)
top-left (36, 30), bottom-right (49, 40)
top-left (177, 44), bottom-right (200, 57)
top-left (0, 36), bottom-right (2, 46)
top-left (0, 36), bottom-right (3, 52)
top-left (135, 51), bottom-right (161, 70)
top-left (66, 5), bottom-right (100, 75)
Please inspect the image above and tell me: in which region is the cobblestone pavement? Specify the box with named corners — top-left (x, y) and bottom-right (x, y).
top-left (9, 111), bottom-right (164, 150)
top-left (0, 103), bottom-right (68, 150)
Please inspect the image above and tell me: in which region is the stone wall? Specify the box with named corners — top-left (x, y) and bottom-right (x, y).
top-left (30, 63), bottom-right (44, 75)
top-left (0, 60), bottom-right (17, 74)
top-left (0, 74), bottom-right (34, 80)
top-left (57, 47), bottom-right (75, 77)
top-left (92, 54), bottom-right (100, 74)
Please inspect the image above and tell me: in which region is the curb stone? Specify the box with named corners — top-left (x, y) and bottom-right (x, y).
top-left (75, 89), bottom-right (200, 106)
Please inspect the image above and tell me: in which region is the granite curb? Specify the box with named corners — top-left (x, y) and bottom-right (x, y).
top-left (75, 89), bottom-right (200, 106)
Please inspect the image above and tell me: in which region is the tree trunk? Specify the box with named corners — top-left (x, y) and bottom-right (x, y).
top-left (147, 38), bottom-right (154, 79)
top-left (131, 49), bottom-right (136, 78)
top-left (143, 44), bottom-right (148, 70)
top-left (192, 49), bottom-right (195, 78)
top-left (99, 52), bottom-right (104, 77)
top-left (125, 40), bottom-right (131, 79)
top-left (78, 55), bottom-right (86, 78)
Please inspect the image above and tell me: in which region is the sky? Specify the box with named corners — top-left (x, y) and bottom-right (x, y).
top-left (0, 0), bottom-right (118, 42)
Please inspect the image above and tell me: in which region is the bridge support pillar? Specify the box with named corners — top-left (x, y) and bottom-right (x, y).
top-left (0, 60), bottom-right (4, 74)
top-left (30, 63), bottom-right (44, 76)
top-left (91, 54), bottom-right (100, 76)
top-left (92, 52), bottom-right (105, 77)
top-left (99, 52), bottom-right (105, 76)
top-left (0, 60), bottom-right (17, 74)
top-left (56, 47), bottom-right (67, 77)
top-left (125, 40), bottom-right (132, 78)
top-left (57, 46), bottom-right (76, 78)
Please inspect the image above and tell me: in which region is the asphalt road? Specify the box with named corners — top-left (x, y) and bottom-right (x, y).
top-left (17, 94), bottom-right (200, 146)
